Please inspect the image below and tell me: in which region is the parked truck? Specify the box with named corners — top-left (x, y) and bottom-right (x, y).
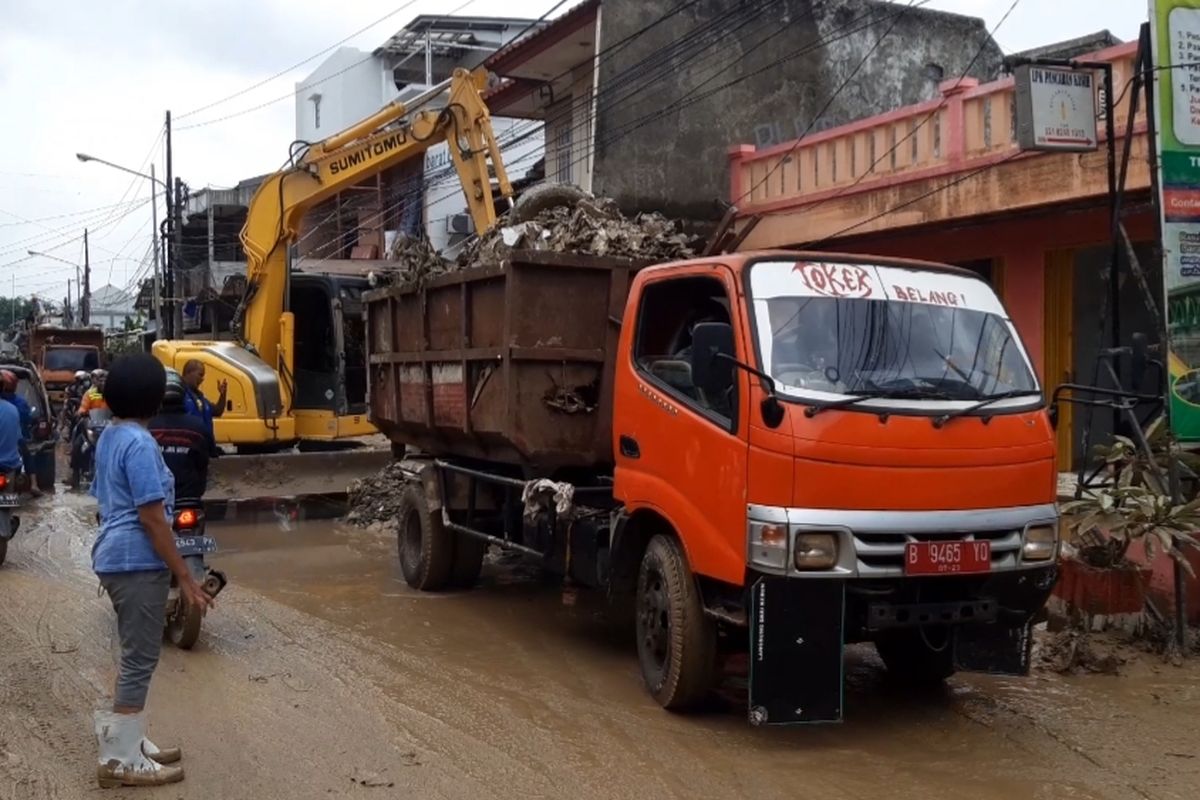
top-left (364, 249), bottom-right (1059, 724)
top-left (28, 326), bottom-right (104, 410)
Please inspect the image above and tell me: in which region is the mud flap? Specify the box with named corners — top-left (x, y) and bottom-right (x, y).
top-left (954, 621), bottom-right (1034, 676)
top-left (748, 576), bottom-right (845, 725)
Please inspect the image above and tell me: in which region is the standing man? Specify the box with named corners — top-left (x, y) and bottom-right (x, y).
top-left (180, 360), bottom-right (227, 442)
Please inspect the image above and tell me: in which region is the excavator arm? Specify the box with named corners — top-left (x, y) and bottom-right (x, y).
top-left (240, 67), bottom-right (512, 365)
top-left (154, 67), bottom-right (512, 447)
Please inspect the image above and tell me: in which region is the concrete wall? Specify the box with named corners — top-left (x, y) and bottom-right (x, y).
top-left (295, 47), bottom-right (385, 143)
top-left (592, 0), bottom-right (1004, 219)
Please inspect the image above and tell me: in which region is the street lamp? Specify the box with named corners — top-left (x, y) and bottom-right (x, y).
top-left (26, 249), bottom-right (81, 326)
top-left (76, 152), bottom-right (166, 336)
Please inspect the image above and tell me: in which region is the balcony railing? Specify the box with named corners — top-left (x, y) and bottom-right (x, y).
top-left (729, 42), bottom-right (1141, 214)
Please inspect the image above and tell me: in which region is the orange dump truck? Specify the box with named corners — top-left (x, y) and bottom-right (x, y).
top-left (29, 326), bottom-right (104, 410)
top-left (364, 249), bottom-right (1059, 724)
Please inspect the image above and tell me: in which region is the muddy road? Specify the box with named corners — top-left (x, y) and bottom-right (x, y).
top-left (1, 489), bottom-right (1198, 800)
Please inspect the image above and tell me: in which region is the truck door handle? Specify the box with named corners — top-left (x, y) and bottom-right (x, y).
top-left (619, 435), bottom-right (640, 459)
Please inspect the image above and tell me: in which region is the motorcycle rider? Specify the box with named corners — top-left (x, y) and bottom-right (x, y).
top-left (0, 381), bottom-right (25, 478)
top-left (0, 370), bottom-right (39, 498)
top-left (71, 369), bottom-right (109, 488)
top-left (148, 370), bottom-right (213, 501)
top-left (61, 370), bottom-right (90, 431)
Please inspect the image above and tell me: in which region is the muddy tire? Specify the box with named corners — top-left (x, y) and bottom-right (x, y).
top-left (397, 485), bottom-right (454, 591)
top-left (509, 182), bottom-right (589, 224)
top-left (167, 601), bottom-right (204, 650)
top-left (0, 538), bottom-right (7, 566)
top-left (875, 629), bottom-right (956, 684)
top-left (635, 534), bottom-right (716, 710)
top-left (449, 533), bottom-right (485, 589)
top-left (35, 452), bottom-right (55, 493)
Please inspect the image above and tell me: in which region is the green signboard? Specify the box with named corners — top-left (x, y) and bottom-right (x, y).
top-left (1152, 0), bottom-right (1200, 440)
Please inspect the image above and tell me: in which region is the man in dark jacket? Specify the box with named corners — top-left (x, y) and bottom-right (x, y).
top-left (148, 369), bottom-right (214, 500)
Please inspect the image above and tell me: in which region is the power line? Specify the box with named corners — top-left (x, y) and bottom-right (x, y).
top-left (178, 1), bottom-right (427, 119)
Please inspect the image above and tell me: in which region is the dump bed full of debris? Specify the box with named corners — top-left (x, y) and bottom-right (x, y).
top-left (368, 190), bottom-right (697, 288)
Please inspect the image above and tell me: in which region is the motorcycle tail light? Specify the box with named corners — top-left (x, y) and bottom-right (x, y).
top-left (176, 508), bottom-right (199, 528)
top-left (0, 475), bottom-right (7, 490)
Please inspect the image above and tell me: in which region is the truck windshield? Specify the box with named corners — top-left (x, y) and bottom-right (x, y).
top-left (44, 348), bottom-right (99, 372)
top-left (748, 260), bottom-right (1038, 405)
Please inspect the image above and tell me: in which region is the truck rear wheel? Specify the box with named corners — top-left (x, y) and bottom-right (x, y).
top-left (397, 485), bottom-right (454, 591)
top-left (635, 534), bottom-right (716, 710)
top-left (875, 628), bottom-right (957, 684)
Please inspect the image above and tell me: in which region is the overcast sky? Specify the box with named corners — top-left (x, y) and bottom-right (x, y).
top-left (0, 0), bottom-right (1146, 305)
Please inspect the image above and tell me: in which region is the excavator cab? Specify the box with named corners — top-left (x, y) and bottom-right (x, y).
top-left (289, 274), bottom-right (368, 417)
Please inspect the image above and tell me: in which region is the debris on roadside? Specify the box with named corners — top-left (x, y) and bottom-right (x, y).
top-left (458, 194), bottom-right (697, 266)
top-left (346, 462), bottom-right (410, 527)
top-left (1035, 629), bottom-right (1128, 675)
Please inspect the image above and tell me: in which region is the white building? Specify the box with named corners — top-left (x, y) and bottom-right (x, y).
top-left (89, 284), bottom-right (137, 331)
top-left (294, 15), bottom-right (546, 254)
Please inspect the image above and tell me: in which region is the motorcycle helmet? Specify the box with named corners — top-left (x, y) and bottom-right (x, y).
top-left (0, 370), bottom-right (16, 393)
top-left (162, 368), bottom-right (186, 408)
top-left (91, 368), bottom-right (108, 380)
top-left (74, 370), bottom-right (88, 382)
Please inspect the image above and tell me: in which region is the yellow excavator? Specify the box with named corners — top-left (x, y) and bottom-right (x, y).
top-left (154, 68), bottom-right (512, 449)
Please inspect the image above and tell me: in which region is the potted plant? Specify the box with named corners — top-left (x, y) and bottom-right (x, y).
top-left (1055, 422), bottom-right (1200, 634)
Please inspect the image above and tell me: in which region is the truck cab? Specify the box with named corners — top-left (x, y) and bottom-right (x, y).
top-left (612, 252), bottom-right (1057, 722)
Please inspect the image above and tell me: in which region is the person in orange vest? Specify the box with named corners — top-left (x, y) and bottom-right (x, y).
top-left (79, 369), bottom-right (109, 416)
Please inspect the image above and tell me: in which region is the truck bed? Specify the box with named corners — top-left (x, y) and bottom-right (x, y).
top-left (363, 250), bottom-right (644, 473)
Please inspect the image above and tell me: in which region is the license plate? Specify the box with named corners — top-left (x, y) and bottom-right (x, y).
top-left (0, 493), bottom-right (19, 507)
top-left (904, 540), bottom-right (991, 575)
top-left (175, 536), bottom-right (217, 556)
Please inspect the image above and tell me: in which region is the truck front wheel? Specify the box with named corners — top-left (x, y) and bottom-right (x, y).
top-left (397, 485), bottom-right (454, 591)
top-left (635, 534), bottom-right (716, 710)
top-left (874, 628), bottom-right (957, 684)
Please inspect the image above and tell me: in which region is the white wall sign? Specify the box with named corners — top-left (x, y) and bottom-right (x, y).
top-left (1014, 64), bottom-right (1099, 152)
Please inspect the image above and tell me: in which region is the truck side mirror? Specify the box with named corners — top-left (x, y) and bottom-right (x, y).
top-left (690, 322), bottom-right (735, 396)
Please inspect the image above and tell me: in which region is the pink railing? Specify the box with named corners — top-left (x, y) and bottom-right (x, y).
top-left (730, 42), bottom-right (1141, 213)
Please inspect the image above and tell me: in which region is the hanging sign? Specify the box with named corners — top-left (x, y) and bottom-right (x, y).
top-left (1153, 0), bottom-right (1200, 440)
top-left (1014, 64), bottom-right (1099, 152)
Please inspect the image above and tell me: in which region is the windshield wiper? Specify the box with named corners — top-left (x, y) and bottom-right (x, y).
top-left (804, 387), bottom-right (957, 417)
top-left (932, 391), bottom-right (1041, 428)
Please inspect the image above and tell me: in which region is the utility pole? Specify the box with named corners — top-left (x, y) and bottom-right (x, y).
top-left (150, 163), bottom-right (163, 338)
top-left (173, 177), bottom-right (185, 337)
top-left (82, 228), bottom-right (91, 326)
top-left (164, 110), bottom-right (175, 338)
top-left (66, 281), bottom-right (73, 328)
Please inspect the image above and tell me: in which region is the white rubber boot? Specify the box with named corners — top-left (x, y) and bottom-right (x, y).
top-left (94, 710), bottom-right (184, 788)
top-left (141, 735), bottom-right (182, 765)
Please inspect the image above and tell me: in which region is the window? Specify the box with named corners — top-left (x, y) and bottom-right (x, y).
top-left (633, 275), bottom-right (735, 422)
top-left (44, 348), bottom-right (99, 372)
top-left (310, 94), bottom-right (322, 130)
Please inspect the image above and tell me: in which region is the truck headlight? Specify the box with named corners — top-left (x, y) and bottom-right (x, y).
top-left (748, 521), bottom-right (789, 570)
top-left (1022, 524), bottom-right (1058, 562)
top-left (794, 532), bottom-right (838, 570)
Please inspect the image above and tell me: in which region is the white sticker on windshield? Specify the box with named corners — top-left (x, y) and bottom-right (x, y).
top-left (752, 261), bottom-right (1006, 316)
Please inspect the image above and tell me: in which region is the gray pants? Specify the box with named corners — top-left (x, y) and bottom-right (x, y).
top-left (99, 570), bottom-right (169, 709)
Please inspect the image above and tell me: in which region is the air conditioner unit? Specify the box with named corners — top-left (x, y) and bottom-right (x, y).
top-left (446, 214), bottom-right (473, 234)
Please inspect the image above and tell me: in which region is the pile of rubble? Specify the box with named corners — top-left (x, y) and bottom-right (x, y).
top-left (366, 189), bottom-right (697, 288)
top-left (346, 462), bottom-right (409, 527)
top-left (368, 236), bottom-right (449, 289)
top-left (457, 195), bottom-right (697, 266)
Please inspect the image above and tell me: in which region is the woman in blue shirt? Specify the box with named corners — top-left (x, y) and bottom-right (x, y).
top-left (90, 353), bottom-right (213, 789)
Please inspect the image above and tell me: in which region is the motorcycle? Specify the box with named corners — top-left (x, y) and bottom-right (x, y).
top-left (0, 470), bottom-right (21, 566)
top-left (70, 407), bottom-right (112, 490)
top-left (165, 498), bottom-right (227, 649)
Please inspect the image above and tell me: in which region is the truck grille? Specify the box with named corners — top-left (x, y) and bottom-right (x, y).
top-left (852, 529), bottom-right (1023, 577)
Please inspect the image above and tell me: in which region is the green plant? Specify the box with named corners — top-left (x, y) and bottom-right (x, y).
top-left (1065, 417), bottom-right (1200, 570)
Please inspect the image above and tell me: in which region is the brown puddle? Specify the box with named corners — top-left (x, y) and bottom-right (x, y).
top-left (208, 518), bottom-right (1200, 800)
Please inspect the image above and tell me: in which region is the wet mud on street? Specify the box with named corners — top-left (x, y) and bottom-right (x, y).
top-left (1, 487), bottom-right (1198, 799)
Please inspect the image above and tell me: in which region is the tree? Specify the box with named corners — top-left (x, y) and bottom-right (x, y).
top-left (0, 296), bottom-right (40, 328)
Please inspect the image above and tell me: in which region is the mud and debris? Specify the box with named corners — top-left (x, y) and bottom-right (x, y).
top-left (458, 195), bottom-right (697, 266)
top-left (346, 461), bottom-right (410, 527)
top-left (1035, 629), bottom-right (1130, 675)
top-left (4, 490), bottom-right (1200, 799)
top-left (366, 189), bottom-right (698, 288)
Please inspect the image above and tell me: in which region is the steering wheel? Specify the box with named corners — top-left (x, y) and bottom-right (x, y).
top-left (774, 362), bottom-right (826, 389)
